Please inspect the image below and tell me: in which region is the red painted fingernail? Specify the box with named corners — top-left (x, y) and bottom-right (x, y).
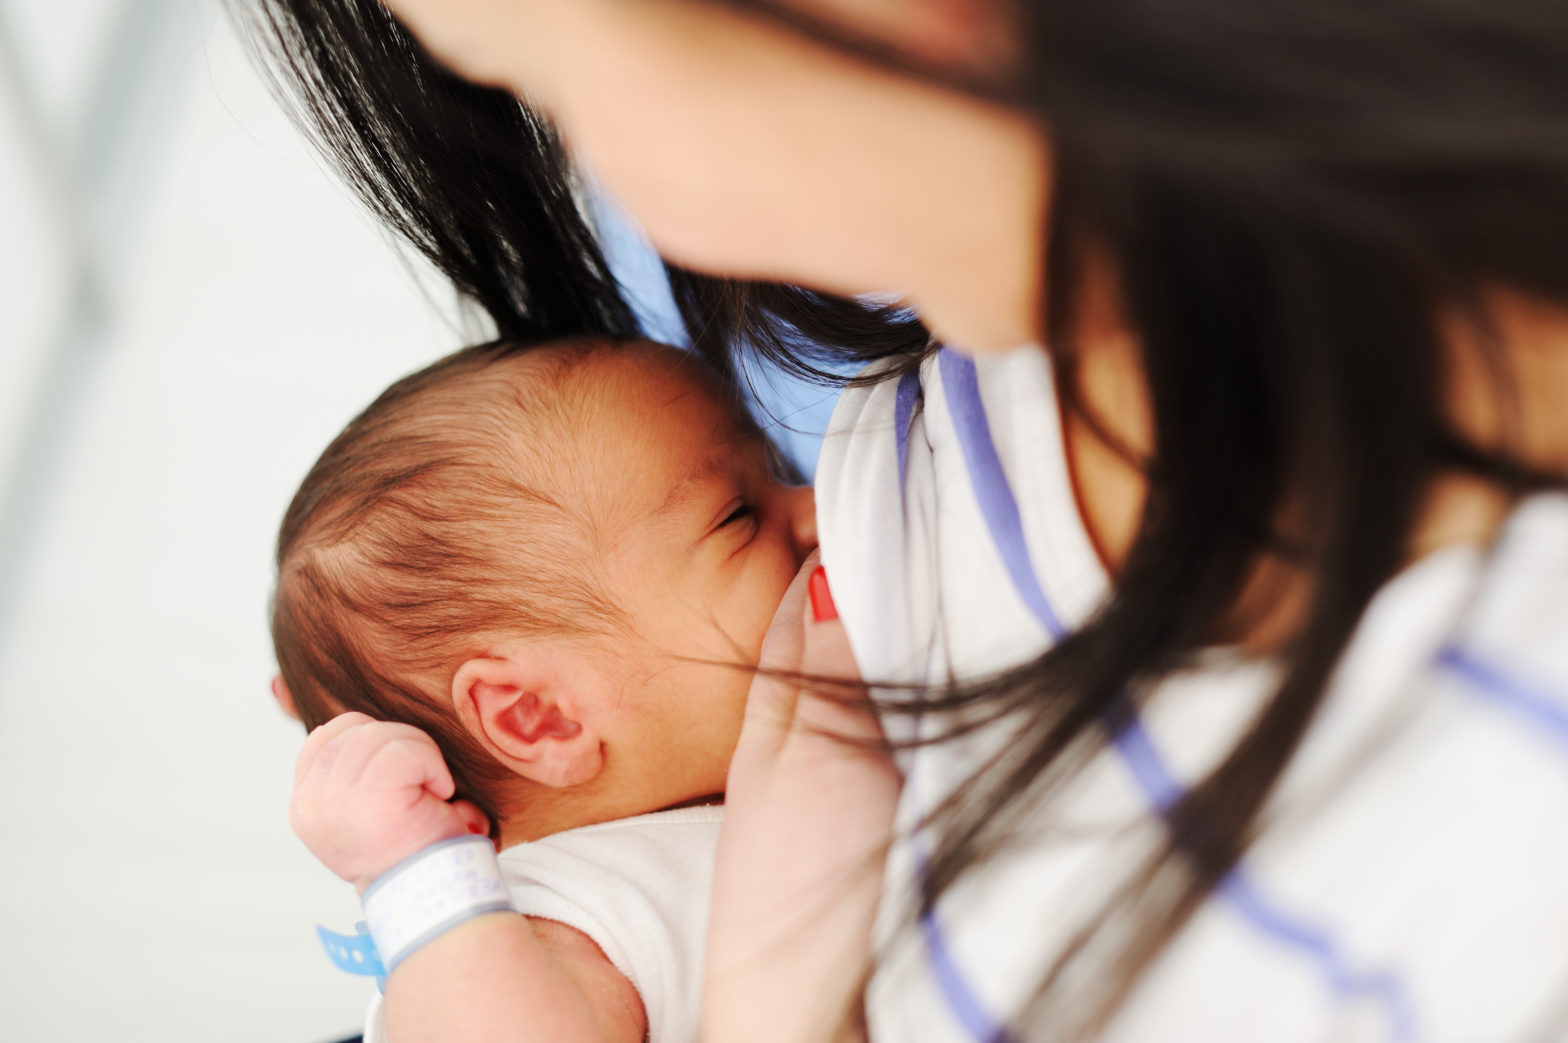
top-left (809, 566), bottom-right (838, 622)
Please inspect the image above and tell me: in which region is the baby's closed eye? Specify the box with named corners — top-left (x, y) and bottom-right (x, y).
top-left (719, 502), bottom-right (756, 527)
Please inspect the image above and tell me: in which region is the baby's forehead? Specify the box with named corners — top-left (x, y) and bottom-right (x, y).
top-left (524, 342), bottom-right (755, 447)
top-left (501, 340), bottom-right (760, 507)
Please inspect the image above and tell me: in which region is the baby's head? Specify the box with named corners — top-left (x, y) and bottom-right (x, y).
top-left (272, 339), bottom-right (815, 842)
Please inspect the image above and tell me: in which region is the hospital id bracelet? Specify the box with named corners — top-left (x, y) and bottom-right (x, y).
top-left (361, 834), bottom-right (516, 975)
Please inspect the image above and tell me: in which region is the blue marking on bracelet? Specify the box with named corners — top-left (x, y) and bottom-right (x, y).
top-left (317, 921), bottom-right (387, 992)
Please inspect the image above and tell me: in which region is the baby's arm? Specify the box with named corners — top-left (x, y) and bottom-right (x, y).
top-left (379, 913), bottom-right (643, 1042)
top-left (291, 714), bottom-right (645, 1043)
top-left (705, 562), bottom-right (902, 1043)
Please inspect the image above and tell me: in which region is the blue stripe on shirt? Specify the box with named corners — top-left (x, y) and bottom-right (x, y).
top-left (1434, 645), bottom-right (1568, 760)
top-left (924, 348), bottom-right (1416, 1041)
top-left (895, 369), bottom-right (921, 501)
top-left (920, 904), bottom-right (1021, 1043)
top-left (1112, 714), bottom-right (1416, 1040)
top-left (936, 351), bottom-right (1067, 637)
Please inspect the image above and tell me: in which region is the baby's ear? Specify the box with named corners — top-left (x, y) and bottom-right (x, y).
top-left (451, 655), bottom-right (605, 789)
top-left (270, 675), bottom-right (300, 720)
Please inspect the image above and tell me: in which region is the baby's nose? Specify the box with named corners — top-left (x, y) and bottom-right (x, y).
top-left (784, 485), bottom-right (818, 560)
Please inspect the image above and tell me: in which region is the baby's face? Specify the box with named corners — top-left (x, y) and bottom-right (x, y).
top-left (543, 344), bottom-right (817, 804)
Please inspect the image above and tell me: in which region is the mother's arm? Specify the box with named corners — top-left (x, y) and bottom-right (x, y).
top-left (705, 557), bottom-right (902, 1043)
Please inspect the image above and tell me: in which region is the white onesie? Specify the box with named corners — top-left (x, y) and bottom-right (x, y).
top-left (363, 804), bottom-right (722, 1043)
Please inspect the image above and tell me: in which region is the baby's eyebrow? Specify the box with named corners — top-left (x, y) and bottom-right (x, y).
top-left (652, 451), bottom-right (732, 521)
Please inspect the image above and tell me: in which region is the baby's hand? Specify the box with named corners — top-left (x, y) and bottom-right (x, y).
top-left (290, 712), bottom-right (491, 893)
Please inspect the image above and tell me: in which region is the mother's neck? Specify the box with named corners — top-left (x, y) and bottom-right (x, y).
top-left (1058, 278), bottom-right (1568, 651)
top-left (1396, 288), bottom-right (1568, 566)
top-left (1443, 289), bottom-right (1568, 479)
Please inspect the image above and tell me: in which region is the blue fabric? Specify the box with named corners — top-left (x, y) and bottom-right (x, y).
top-left (586, 184), bottom-right (689, 349)
top-left (589, 186), bottom-right (843, 480)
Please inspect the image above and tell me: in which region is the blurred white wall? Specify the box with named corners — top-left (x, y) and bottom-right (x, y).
top-left (0, 1), bottom-right (465, 1038)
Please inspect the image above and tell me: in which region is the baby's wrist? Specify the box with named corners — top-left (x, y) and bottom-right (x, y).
top-left (353, 825), bottom-right (476, 895)
top-left (358, 835), bottom-right (516, 977)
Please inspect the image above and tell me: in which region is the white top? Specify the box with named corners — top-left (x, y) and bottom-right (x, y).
top-left (364, 805), bottom-right (723, 1043)
top-left (817, 346), bottom-right (1568, 1042)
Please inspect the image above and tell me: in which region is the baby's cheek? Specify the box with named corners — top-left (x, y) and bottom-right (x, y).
top-left (752, 549), bottom-right (804, 648)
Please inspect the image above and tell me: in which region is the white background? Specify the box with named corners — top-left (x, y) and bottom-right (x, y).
top-left (0, 1), bottom-right (463, 1038)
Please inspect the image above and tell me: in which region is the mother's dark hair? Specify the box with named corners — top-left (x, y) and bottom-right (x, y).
top-left (237, 0), bottom-right (1568, 1035)
top-left (232, 0), bottom-right (930, 382)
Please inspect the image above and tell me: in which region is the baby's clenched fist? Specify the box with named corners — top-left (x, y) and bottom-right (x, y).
top-left (290, 712), bottom-right (491, 893)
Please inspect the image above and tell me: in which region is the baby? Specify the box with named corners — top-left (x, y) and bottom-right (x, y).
top-left (271, 338), bottom-right (818, 1042)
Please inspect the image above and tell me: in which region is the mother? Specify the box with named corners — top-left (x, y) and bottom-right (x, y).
top-left (245, 1), bottom-right (1568, 1039)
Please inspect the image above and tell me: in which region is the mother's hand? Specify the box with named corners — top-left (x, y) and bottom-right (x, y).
top-left (705, 554), bottom-right (902, 1043)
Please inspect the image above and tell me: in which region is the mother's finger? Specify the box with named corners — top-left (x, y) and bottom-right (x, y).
top-left (792, 573), bottom-right (882, 746)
